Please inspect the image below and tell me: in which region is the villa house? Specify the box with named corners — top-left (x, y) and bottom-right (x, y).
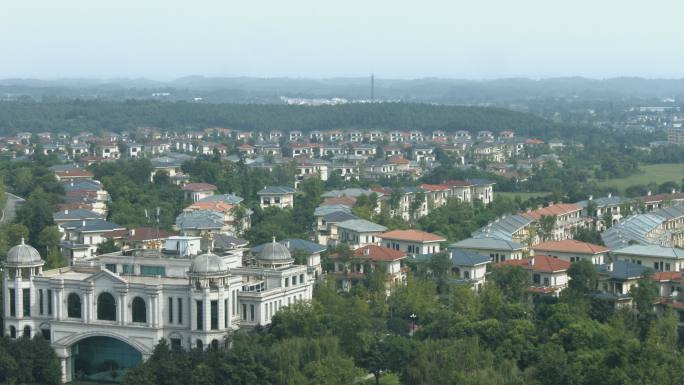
top-left (451, 237), bottom-right (526, 263)
top-left (611, 244), bottom-right (684, 272)
top-left (335, 219), bottom-right (387, 249)
top-left (531, 239), bottom-right (608, 265)
top-left (498, 255), bottom-right (571, 296)
top-left (258, 186), bottom-right (296, 209)
top-left (182, 183), bottom-right (217, 202)
top-left (328, 245), bottom-right (407, 294)
top-left (380, 229), bottom-right (445, 256)
top-left (449, 248), bottom-right (491, 292)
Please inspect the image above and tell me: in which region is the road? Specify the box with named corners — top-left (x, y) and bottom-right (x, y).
top-left (0, 192), bottom-right (25, 225)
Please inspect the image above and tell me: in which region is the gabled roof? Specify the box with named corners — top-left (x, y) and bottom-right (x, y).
top-left (596, 261), bottom-right (647, 280)
top-left (314, 204), bottom-right (352, 217)
top-left (452, 236), bottom-right (525, 251)
top-left (55, 169), bottom-right (93, 178)
top-left (532, 239), bottom-right (609, 255)
top-left (53, 209), bottom-right (104, 221)
top-left (380, 230), bottom-right (446, 243)
top-left (322, 211), bottom-right (358, 223)
top-left (601, 213), bottom-right (666, 249)
top-left (352, 245), bottom-right (406, 261)
top-left (419, 183), bottom-right (450, 192)
top-left (175, 210), bottom-right (224, 230)
top-left (182, 183), bottom-right (217, 192)
top-left (323, 196), bottom-right (357, 207)
top-left (612, 244), bottom-right (684, 259)
top-left (523, 203), bottom-right (582, 220)
top-left (197, 194), bottom-right (244, 205)
top-left (450, 248), bottom-right (491, 266)
top-left (499, 255), bottom-right (571, 273)
top-left (336, 219), bottom-right (387, 233)
top-left (75, 219), bottom-right (125, 233)
top-left (213, 234), bottom-right (249, 250)
top-left (283, 238), bottom-right (327, 255)
top-left (258, 186), bottom-right (296, 195)
top-left (322, 188), bottom-right (380, 198)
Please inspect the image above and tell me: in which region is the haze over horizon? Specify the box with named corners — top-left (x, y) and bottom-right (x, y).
top-left (3, 0), bottom-right (684, 80)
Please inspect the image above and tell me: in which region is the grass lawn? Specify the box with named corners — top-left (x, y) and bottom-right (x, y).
top-left (596, 163), bottom-right (684, 192)
top-left (497, 191), bottom-right (550, 200)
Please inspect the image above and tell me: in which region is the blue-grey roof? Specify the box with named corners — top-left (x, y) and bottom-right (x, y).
top-left (473, 214), bottom-right (533, 242)
top-left (258, 186), bottom-right (296, 195)
top-left (253, 238), bottom-right (327, 256)
top-left (175, 210), bottom-right (224, 230)
top-left (601, 213), bottom-right (667, 249)
top-left (596, 261), bottom-right (648, 280)
top-left (53, 209), bottom-right (104, 221)
top-left (151, 156), bottom-right (183, 168)
top-left (197, 194), bottom-right (244, 205)
top-left (49, 164), bottom-right (79, 172)
top-left (75, 219), bottom-right (124, 233)
top-left (323, 211), bottom-right (358, 223)
top-left (314, 204), bottom-right (352, 217)
top-left (612, 244), bottom-right (684, 259)
top-left (452, 236), bottom-right (525, 251)
top-left (336, 219), bottom-right (387, 233)
top-left (652, 204), bottom-right (684, 220)
top-left (576, 195), bottom-right (629, 209)
top-left (212, 234), bottom-right (248, 250)
top-left (398, 186), bottom-right (425, 194)
top-left (450, 248), bottom-right (491, 266)
top-left (467, 179), bottom-right (495, 186)
top-left (63, 179), bottom-right (103, 192)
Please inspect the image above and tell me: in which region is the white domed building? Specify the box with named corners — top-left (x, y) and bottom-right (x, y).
top-left (2, 236), bottom-right (313, 383)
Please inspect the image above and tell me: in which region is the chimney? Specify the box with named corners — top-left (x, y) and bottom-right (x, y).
top-left (528, 257), bottom-right (535, 266)
top-left (82, 220), bottom-right (86, 226)
top-left (588, 195), bottom-right (593, 201)
top-left (673, 189), bottom-right (677, 194)
top-left (647, 190), bottom-right (652, 196)
top-left (364, 248), bottom-right (370, 256)
top-left (64, 209), bottom-right (69, 214)
top-left (130, 228), bottom-right (136, 236)
top-left (607, 192), bottom-right (612, 198)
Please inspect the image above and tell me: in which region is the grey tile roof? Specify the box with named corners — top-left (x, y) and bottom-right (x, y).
top-left (322, 211), bottom-right (358, 223)
top-left (601, 213), bottom-right (667, 249)
top-left (212, 234), bottom-right (249, 250)
top-left (314, 204), bottom-right (352, 217)
top-left (473, 214), bottom-right (533, 242)
top-left (576, 195), bottom-right (629, 208)
top-left (258, 186), bottom-right (296, 195)
top-left (596, 261), bottom-right (648, 280)
top-left (336, 219), bottom-right (387, 233)
top-left (197, 194), bottom-right (244, 205)
top-left (76, 219), bottom-right (125, 233)
top-left (450, 248), bottom-right (491, 266)
top-left (322, 188), bottom-right (379, 198)
top-left (452, 236), bottom-right (525, 251)
top-left (612, 244), bottom-right (684, 259)
top-left (63, 180), bottom-right (103, 192)
top-left (175, 210), bottom-right (224, 230)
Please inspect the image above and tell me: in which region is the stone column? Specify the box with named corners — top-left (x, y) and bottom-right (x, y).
top-left (55, 288), bottom-right (64, 320)
top-left (84, 289), bottom-right (93, 322)
top-left (15, 278), bottom-right (23, 320)
top-left (119, 291), bottom-right (128, 326)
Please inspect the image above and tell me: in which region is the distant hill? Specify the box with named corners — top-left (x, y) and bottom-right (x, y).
top-left (0, 100), bottom-right (559, 138)
top-left (1, 76), bottom-right (684, 103)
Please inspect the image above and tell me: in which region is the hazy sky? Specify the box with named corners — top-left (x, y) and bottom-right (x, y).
top-left (2, 0), bottom-right (683, 80)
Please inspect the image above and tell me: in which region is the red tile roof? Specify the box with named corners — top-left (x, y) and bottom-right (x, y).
top-left (380, 229), bottom-right (446, 243)
top-left (182, 183), bottom-right (217, 192)
top-left (523, 203), bottom-right (582, 220)
top-left (323, 197), bottom-right (357, 207)
top-left (443, 179), bottom-right (473, 187)
top-left (353, 245), bottom-right (406, 261)
top-left (55, 169), bottom-right (94, 178)
top-left (652, 271), bottom-right (684, 283)
top-left (640, 192), bottom-right (684, 203)
top-left (532, 239), bottom-right (608, 254)
top-left (419, 183), bottom-right (450, 192)
top-left (390, 156), bottom-right (410, 164)
top-left (498, 255), bottom-right (571, 273)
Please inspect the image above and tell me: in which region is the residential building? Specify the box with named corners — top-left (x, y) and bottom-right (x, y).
top-left (531, 239), bottom-right (608, 265)
top-left (335, 219), bottom-right (387, 249)
top-left (449, 248), bottom-right (490, 292)
top-left (380, 229), bottom-right (445, 256)
top-left (328, 245), bottom-right (407, 294)
top-left (182, 183), bottom-right (218, 202)
top-left (451, 237), bottom-right (526, 263)
top-left (611, 244), bottom-right (684, 272)
top-left (257, 186), bottom-right (296, 209)
top-left (498, 255), bottom-right (572, 296)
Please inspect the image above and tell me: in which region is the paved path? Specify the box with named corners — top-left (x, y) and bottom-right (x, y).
top-left (0, 193), bottom-right (25, 224)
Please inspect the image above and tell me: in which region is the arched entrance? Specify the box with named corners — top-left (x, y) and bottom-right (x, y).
top-left (71, 336), bottom-right (142, 382)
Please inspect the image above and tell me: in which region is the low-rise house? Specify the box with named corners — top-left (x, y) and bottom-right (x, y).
top-left (258, 186), bottom-right (296, 209)
top-left (611, 244), bottom-right (684, 272)
top-left (60, 219), bottom-right (126, 260)
top-left (174, 210), bottom-right (226, 237)
top-left (102, 227), bottom-right (173, 250)
top-left (54, 168), bottom-right (94, 182)
top-left (596, 261), bottom-right (648, 307)
top-left (238, 143), bottom-right (256, 157)
top-left (128, 143), bottom-right (144, 158)
top-left (313, 205), bottom-right (358, 246)
top-left (328, 245), bottom-right (407, 294)
top-left (499, 255), bottom-right (571, 296)
top-left (449, 248), bottom-right (490, 292)
top-left (474, 214), bottom-right (537, 245)
top-left (419, 183), bottom-right (450, 208)
top-left (639, 191), bottom-right (684, 211)
top-left (522, 203), bottom-right (584, 241)
top-left (98, 143), bottom-right (120, 159)
top-left (451, 237), bottom-right (526, 263)
top-left (335, 219), bottom-right (387, 249)
top-left (182, 183), bottom-right (217, 202)
top-left (532, 239), bottom-right (608, 265)
top-left (53, 209), bottom-right (105, 233)
top-left (289, 130), bottom-right (303, 142)
top-left (575, 193), bottom-right (630, 230)
top-left (380, 229), bottom-right (445, 256)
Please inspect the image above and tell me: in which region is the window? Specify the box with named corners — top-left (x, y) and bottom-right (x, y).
top-left (666, 263), bottom-right (671, 271)
top-left (210, 301), bottom-right (218, 330)
top-left (292, 275), bottom-right (297, 285)
top-left (97, 292), bottom-right (116, 321)
top-left (285, 277), bottom-right (289, 287)
top-left (105, 264), bottom-right (117, 273)
top-left (196, 301), bottom-right (203, 330)
top-left (233, 291), bottom-right (236, 315)
top-left (171, 338), bottom-right (182, 351)
top-left (122, 264), bottom-right (133, 274)
top-left (543, 277), bottom-right (550, 286)
top-left (168, 298), bottom-right (174, 323)
top-left (68, 293), bottom-right (82, 318)
top-left (9, 326), bottom-right (16, 339)
top-left (140, 265), bottom-right (166, 276)
top-left (463, 270), bottom-right (470, 279)
top-left (41, 328), bottom-right (50, 341)
top-left (224, 299), bottom-right (228, 328)
top-left (23, 289), bottom-right (30, 317)
top-left (533, 274), bottom-right (541, 284)
top-left (23, 326), bottom-right (31, 338)
top-left (178, 298), bottom-right (183, 324)
top-left (9, 289), bottom-right (15, 317)
top-left (300, 274), bottom-right (304, 284)
top-left (39, 289), bottom-right (44, 315)
top-left (132, 297), bottom-right (147, 323)
top-left (242, 304), bottom-right (247, 320)
top-left (47, 290), bottom-right (53, 315)
top-left (250, 304), bottom-right (255, 321)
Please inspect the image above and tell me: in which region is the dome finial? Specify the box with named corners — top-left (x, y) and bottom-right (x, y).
top-left (272, 235), bottom-right (276, 243)
top-left (20, 237), bottom-right (25, 245)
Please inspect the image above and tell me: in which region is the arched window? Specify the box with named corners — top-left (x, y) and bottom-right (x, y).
top-left (23, 326), bottom-right (31, 338)
top-left (196, 339), bottom-right (203, 350)
top-left (97, 292), bottom-right (116, 321)
top-left (67, 293), bottom-right (82, 318)
top-left (210, 339), bottom-right (219, 350)
top-left (132, 297), bottom-right (146, 323)
top-left (9, 326), bottom-right (16, 338)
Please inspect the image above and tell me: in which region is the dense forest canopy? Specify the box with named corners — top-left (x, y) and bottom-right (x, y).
top-left (0, 100), bottom-right (556, 137)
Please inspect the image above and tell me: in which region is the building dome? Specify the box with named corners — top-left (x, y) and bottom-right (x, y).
top-left (258, 237), bottom-right (293, 264)
top-left (6, 238), bottom-right (43, 265)
top-left (190, 252), bottom-right (226, 274)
